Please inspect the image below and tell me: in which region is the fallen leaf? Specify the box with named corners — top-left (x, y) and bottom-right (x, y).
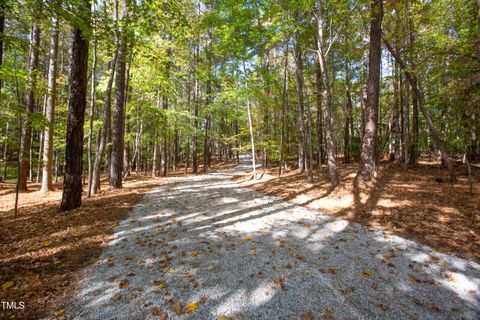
top-left (327, 268), bottom-right (337, 275)
top-left (108, 275), bottom-right (120, 282)
top-left (362, 269), bottom-right (372, 276)
top-left (275, 277), bottom-right (286, 290)
top-left (119, 279), bottom-right (129, 289)
top-left (41, 241), bottom-right (50, 247)
top-left (172, 302), bottom-right (183, 314)
top-left (302, 312), bottom-right (314, 320)
top-left (322, 308), bottom-right (334, 320)
top-left (190, 252), bottom-right (198, 257)
top-left (53, 308), bottom-right (65, 317)
top-left (154, 280), bottom-right (166, 288)
top-left (218, 316), bottom-right (231, 320)
top-left (151, 307), bottom-right (167, 319)
top-left (1, 281), bottom-right (14, 290)
top-left (187, 303), bottom-right (198, 313)
top-left (243, 236), bottom-right (252, 241)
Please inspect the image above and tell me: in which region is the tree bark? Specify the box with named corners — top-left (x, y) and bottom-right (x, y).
top-left (279, 41), bottom-right (289, 177)
top-left (383, 35), bottom-right (456, 182)
top-left (243, 59), bottom-right (257, 180)
top-left (61, 1), bottom-right (90, 210)
top-left (315, 60), bottom-right (324, 172)
top-left (109, 0), bottom-right (128, 188)
top-left (0, 3), bottom-right (4, 97)
top-left (41, 17), bottom-right (59, 192)
top-left (192, 44), bottom-right (199, 173)
top-left (359, 0), bottom-right (383, 181)
top-left (344, 59), bottom-right (353, 163)
top-left (91, 51), bottom-right (116, 195)
top-left (293, 21), bottom-right (312, 180)
top-left (87, 36), bottom-right (97, 197)
top-left (19, 24), bottom-right (41, 191)
top-left (316, 1), bottom-right (340, 186)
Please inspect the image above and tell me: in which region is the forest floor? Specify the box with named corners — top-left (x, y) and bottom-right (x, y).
top-left (67, 157), bottom-right (479, 319)
top-left (0, 158), bottom-right (479, 319)
top-left (0, 161), bottom-right (234, 320)
top-left (237, 160), bottom-right (480, 263)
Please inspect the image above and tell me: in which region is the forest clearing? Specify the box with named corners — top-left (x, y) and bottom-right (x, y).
top-left (1, 0), bottom-right (480, 319)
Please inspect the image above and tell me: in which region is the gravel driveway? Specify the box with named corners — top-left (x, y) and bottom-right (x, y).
top-left (71, 159), bottom-right (480, 320)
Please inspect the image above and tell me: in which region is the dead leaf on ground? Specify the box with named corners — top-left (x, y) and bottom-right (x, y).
top-left (151, 307), bottom-right (168, 319)
top-left (362, 269), bottom-right (372, 276)
top-left (275, 277), bottom-right (286, 290)
top-left (171, 302), bottom-right (183, 314)
top-left (322, 308), bottom-right (334, 320)
top-left (187, 303), bottom-right (198, 313)
top-left (119, 279), bottom-right (129, 289)
top-left (107, 275), bottom-right (119, 282)
top-left (302, 312), bottom-right (314, 320)
top-left (1, 281), bottom-right (14, 290)
top-left (153, 280), bottom-right (166, 288)
top-left (327, 268), bottom-right (337, 275)
top-left (53, 308), bottom-right (65, 317)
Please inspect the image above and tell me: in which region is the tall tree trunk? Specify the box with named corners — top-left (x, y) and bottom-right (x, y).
top-left (203, 113), bottom-right (211, 172)
top-left (192, 45), bottom-right (199, 173)
top-left (408, 13), bottom-right (418, 166)
top-left (0, 3), bottom-right (4, 182)
top-left (344, 59), bottom-right (353, 163)
top-left (19, 24), bottom-right (41, 191)
top-left (61, 1), bottom-right (90, 210)
top-left (91, 51), bottom-right (116, 195)
top-left (0, 2), bottom-right (4, 93)
top-left (243, 59), bottom-right (257, 180)
top-left (162, 97), bottom-right (168, 176)
top-left (41, 17), bottom-right (59, 192)
top-left (279, 41), bottom-right (289, 177)
top-left (383, 35), bottom-right (456, 182)
top-left (316, 1), bottom-right (340, 186)
top-left (315, 61), bottom-right (324, 172)
top-left (109, 0), bottom-right (128, 188)
top-left (293, 23), bottom-right (311, 180)
top-left (1, 3), bottom-right (6, 177)
top-left (359, 0), bottom-right (383, 181)
top-left (476, 0), bottom-right (480, 61)
top-left (402, 74), bottom-right (409, 168)
top-left (87, 37), bottom-right (97, 197)
top-left (174, 129), bottom-right (179, 172)
top-left (3, 124), bottom-right (8, 181)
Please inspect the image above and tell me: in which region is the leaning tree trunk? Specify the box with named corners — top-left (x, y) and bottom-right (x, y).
top-left (316, 1), bottom-right (340, 186)
top-left (40, 17), bottom-right (59, 193)
top-left (61, 1), bottom-right (90, 210)
top-left (19, 24), bottom-right (41, 191)
top-left (359, 0), bottom-right (383, 181)
top-left (383, 35), bottom-right (456, 182)
top-left (109, 0), bottom-right (128, 189)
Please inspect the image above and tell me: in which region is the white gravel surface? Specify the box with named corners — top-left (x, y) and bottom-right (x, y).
top-left (71, 158), bottom-right (480, 320)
